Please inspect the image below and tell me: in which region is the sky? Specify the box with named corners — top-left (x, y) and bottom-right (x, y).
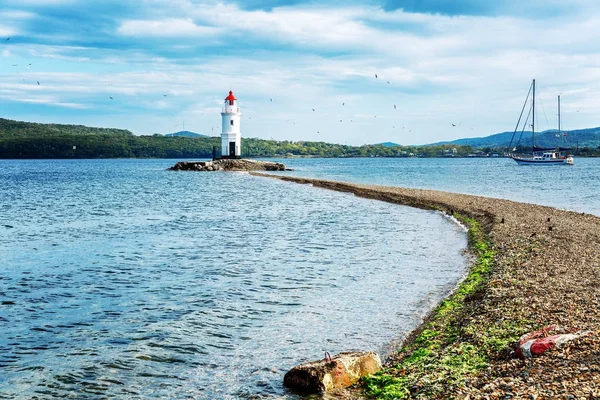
top-left (1, 0), bottom-right (599, 145)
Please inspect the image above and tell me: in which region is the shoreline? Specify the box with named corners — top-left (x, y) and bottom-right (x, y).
top-left (252, 173), bottom-right (600, 398)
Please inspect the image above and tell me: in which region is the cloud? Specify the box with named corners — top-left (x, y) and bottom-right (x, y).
top-left (2, 0), bottom-right (600, 144)
top-left (380, 0), bottom-right (578, 17)
top-left (117, 18), bottom-right (222, 37)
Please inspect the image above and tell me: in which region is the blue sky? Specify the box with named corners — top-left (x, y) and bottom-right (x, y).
top-left (1, 0), bottom-right (599, 145)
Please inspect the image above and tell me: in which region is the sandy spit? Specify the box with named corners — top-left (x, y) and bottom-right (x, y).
top-left (252, 173), bottom-right (600, 399)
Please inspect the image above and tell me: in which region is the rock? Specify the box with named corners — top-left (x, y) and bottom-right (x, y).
top-left (283, 351), bottom-right (382, 394)
top-left (168, 159), bottom-right (289, 172)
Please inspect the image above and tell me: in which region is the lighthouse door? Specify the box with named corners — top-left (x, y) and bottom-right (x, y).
top-left (229, 142), bottom-right (236, 157)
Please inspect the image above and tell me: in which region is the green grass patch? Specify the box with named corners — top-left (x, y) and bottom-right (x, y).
top-left (362, 213), bottom-right (523, 399)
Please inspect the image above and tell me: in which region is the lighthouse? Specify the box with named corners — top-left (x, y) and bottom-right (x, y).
top-left (220, 90), bottom-right (241, 159)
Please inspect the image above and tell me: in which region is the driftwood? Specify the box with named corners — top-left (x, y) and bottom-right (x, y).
top-left (284, 351), bottom-right (382, 393)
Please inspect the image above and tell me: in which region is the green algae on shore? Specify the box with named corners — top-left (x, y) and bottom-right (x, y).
top-left (252, 173), bottom-right (600, 399)
top-left (362, 215), bottom-right (512, 399)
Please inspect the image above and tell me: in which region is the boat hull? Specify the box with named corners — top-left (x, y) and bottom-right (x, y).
top-left (511, 156), bottom-right (568, 165)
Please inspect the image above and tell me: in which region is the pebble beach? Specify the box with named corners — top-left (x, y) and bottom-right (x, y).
top-left (255, 173), bottom-right (600, 399)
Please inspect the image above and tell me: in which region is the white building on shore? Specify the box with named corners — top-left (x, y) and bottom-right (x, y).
top-left (220, 90), bottom-right (241, 159)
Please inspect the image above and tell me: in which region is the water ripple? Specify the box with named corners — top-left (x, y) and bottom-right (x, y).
top-left (0, 159), bottom-right (469, 399)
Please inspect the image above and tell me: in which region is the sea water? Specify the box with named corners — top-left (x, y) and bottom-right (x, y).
top-left (0, 159), bottom-right (469, 399)
top-left (277, 157), bottom-right (600, 217)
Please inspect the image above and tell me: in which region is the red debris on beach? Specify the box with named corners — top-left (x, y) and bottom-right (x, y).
top-left (515, 325), bottom-right (593, 359)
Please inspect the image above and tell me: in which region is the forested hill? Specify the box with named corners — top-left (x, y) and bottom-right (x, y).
top-left (1, 118), bottom-right (598, 159)
top-left (0, 118), bottom-right (218, 159)
top-left (0, 117), bottom-right (475, 159)
top-left (430, 126), bottom-right (600, 149)
top-left (0, 118), bottom-right (133, 137)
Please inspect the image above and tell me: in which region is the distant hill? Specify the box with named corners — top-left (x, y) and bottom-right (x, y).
top-left (0, 118), bottom-right (597, 159)
top-left (378, 142), bottom-right (400, 147)
top-left (0, 118), bottom-right (133, 137)
top-left (165, 130), bottom-right (209, 138)
top-left (429, 126), bottom-right (600, 149)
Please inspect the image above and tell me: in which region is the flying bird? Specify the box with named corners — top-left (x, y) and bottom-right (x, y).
top-left (5, 37), bottom-right (9, 41)
top-left (109, 96), bottom-right (113, 99)
top-left (270, 98), bottom-right (273, 102)
top-left (163, 94), bottom-right (167, 97)
top-left (375, 74), bottom-right (378, 78)
top-left (387, 81), bottom-right (390, 84)
top-left (452, 123), bottom-right (456, 127)
top-left (394, 105), bottom-right (396, 109)
top-left (312, 108), bottom-right (315, 111)
top-left (12, 64), bottom-right (17, 66)
top-left (339, 119), bottom-right (342, 122)
top-left (37, 81), bottom-right (40, 85)
top-left (342, 102), bottom-right (345, 106)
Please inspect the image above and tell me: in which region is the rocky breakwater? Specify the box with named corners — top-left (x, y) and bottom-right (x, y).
top-left (168, 159), bottom-right (288, 172)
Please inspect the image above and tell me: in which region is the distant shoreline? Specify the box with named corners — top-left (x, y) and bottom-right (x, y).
top-left (252, 173), bottom-right (600, 398)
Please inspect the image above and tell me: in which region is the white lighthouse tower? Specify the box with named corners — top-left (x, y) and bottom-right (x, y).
top-left (220, 90), bottom-right (241, 158)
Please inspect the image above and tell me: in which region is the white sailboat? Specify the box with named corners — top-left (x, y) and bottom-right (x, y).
top-left (509, 79), bottom-right (574, 165)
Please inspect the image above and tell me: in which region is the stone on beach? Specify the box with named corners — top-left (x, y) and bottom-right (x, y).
top-left (283, 351), bottom-right (382, 393)
top-left (168, 159), bottom-right (288, 172)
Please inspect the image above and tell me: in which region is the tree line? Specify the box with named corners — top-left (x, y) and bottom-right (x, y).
top-left (1, 118), bottom-right (598, 159)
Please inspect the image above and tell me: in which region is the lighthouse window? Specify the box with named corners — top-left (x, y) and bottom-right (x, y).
top-left (230, 120), bottom-right (234, 126)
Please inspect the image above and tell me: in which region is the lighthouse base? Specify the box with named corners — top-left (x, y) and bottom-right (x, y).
top-left (214, 155), bottom-right (242, 160)
top-left (169, 159), bottom-right (289, 172)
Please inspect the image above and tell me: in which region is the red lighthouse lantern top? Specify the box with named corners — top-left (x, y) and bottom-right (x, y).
top-left (225, 90), bottom-right (237, 105)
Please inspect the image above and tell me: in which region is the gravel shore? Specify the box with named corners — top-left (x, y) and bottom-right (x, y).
top-left (253, 173), bottom-right (600, 399)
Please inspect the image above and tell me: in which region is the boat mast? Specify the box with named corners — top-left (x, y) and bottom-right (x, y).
top-left (532, 79), bottom-right (535, 151)
top-left (558, 94), bottom-right (561, 132)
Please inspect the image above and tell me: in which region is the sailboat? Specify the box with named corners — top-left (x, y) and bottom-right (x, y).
top-left (509, 79), bottom-right (574, 165)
